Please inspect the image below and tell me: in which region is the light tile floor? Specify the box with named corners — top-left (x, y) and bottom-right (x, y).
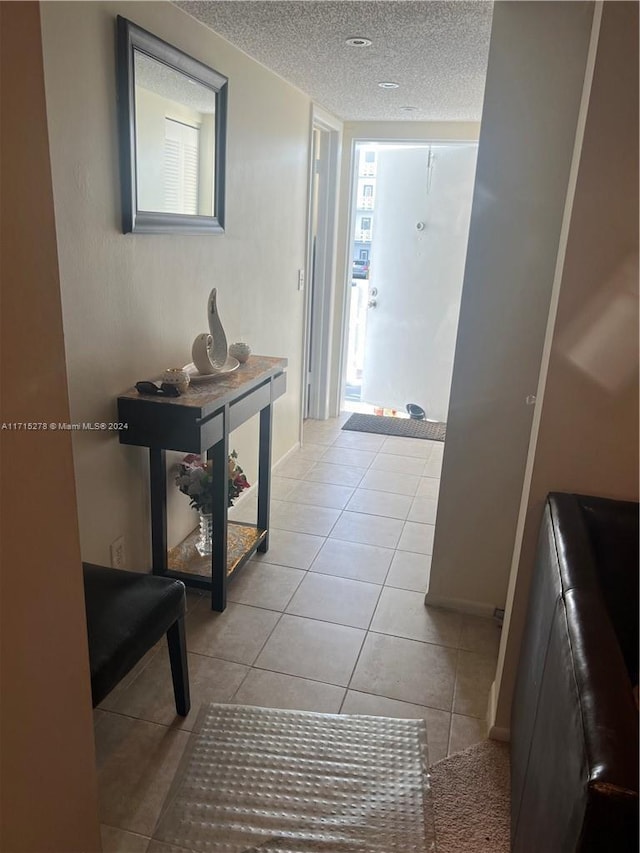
top-left (95, 414), bottom-right (501, 848)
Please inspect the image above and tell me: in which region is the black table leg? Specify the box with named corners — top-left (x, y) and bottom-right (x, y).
top-left (150, 448), bottom-right (167, 575)
top-left (210, 414), bottom-right (229, 611)
top-left (257, 402), bottom-right (272, 552)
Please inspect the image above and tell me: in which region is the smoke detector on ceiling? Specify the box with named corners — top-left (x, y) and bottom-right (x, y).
top-left (345, 37), bottom-right (372, 47)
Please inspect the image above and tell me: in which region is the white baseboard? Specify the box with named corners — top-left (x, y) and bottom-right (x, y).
top-left (424, 591), bottom-right (497, 619)
top-left (229, 441), bottom-right (301, 507)
top-left (488, 725), bottom-right (511, 742)
top-left (487, 679), bottom-right (511, 742)
top-left (273, 441), bottom-right (302, 470)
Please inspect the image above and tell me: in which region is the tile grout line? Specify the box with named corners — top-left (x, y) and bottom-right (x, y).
top-left (338, 684), bottom-right (455, 717)
top-left (323, 428), bottom-right (442, 711)
top-left (236, 560), bottom-right (313, 676)
top-left (188, 605), bottom-right (497, 673)
top-left (337, 564), bottom-right (391, 712)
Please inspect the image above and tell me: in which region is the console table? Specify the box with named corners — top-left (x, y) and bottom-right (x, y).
top-left (117, 356), bottom-right (287, 611)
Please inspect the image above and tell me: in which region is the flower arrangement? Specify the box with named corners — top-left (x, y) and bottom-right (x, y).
top-left (175, 450), bottom-right (250, 515)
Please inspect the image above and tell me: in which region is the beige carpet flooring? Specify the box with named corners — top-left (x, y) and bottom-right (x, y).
top-left (429, 740), bottom-right (511, 853)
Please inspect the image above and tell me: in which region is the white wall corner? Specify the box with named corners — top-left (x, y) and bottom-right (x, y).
top-left (312, 104), bottom-right (343, 133)
top-left (487, 679), bottom-right (510, 742)
top-left (424, 591), bottom-right (497, 619)
top-left (491, 0), bottom-right (605, 733)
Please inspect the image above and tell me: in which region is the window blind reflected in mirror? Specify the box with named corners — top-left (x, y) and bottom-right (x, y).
top-left (134, 50), bottom-right (215, 217)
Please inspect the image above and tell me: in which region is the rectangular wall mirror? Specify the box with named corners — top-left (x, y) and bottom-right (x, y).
top-left (116, 17), bottom-right (228, 234)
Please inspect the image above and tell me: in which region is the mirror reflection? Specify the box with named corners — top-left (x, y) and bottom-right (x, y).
top-left (116, 16), bottom-right (227, 234)
top-left (134, 51), bottom-right (216, 217)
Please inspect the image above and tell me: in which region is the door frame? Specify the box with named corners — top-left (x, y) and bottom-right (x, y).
top-left (300, 106), bottom-right (342, 434)
top-left (335, 136), bottom-right (473, 416)
top-left (333, 137), bottom-right (360, 417)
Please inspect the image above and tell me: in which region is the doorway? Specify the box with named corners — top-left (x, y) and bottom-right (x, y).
top-left (342, 141), bottom-right (478, 422)
top-left (302, 110), bottom-right (341, 426)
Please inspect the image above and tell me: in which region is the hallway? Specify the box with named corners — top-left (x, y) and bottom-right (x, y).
top-left (95, 415), bottom-right (500, 846)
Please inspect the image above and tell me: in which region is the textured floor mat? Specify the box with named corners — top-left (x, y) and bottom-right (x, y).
top-left (151, 704), bottom-right (435, 852)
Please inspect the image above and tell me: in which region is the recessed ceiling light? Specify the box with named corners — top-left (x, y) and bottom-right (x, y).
top-left (346, 37), bottom-right (372, 47)
top-left (378, 81), bottom-right (400, 89)
top-left (400, 106), bottom-right (418, 112)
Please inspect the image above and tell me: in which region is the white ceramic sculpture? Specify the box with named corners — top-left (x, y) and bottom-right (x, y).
top-left (191, 333), bottom-right (216, 375)
top-left (207, 288), bottom-right (228, 368)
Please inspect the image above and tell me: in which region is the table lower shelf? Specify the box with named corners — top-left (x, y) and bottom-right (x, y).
top-left (166, 521), bottom-right (267, 587)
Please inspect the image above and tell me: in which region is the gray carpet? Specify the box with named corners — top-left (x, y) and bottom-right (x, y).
top-left (342, 413), bottom-right (446, 441)
top-left (429, 740), bottom-right (511, 853)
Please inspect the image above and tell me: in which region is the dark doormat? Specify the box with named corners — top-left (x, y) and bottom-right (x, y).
top-left (342, 413), bottom-right (446, 441)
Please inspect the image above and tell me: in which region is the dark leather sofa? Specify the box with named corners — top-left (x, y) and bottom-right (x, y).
top-left (511, 493), bottom-right (638, 852)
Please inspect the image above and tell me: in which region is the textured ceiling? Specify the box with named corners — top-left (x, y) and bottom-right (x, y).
top-left (136, 52), bottom-right (216, 113)
top-left (175, 1), bottom-right (493, 122)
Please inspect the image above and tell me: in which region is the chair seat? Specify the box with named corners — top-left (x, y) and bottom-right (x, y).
top-left (83, 563), bottom-right (186, 707)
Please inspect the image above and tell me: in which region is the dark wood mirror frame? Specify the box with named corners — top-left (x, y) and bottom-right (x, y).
top-left (116, 16), bottom-right (228, 235)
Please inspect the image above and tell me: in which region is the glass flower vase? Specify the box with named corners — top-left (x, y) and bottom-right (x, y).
top-left (196, 512), bottom-right (213, 557)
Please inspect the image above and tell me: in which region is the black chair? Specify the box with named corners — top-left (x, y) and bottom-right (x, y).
top-left (83, 563), bottom-right (190, 716)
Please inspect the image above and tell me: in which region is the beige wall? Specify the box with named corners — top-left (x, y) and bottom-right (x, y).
top-left (330, 120), bottom-right (481, 416)
top-left (493, 0), bottom-right (639, 731)
top-left (0, 4), bottom-right (101, 850)
top-left (426, 2), bottom-right (596, 615)
top-left (39, 2), bottom-right (312, 567)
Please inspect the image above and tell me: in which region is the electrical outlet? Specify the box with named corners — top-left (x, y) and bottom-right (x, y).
top-left (110, 536), bottom-right (126, 569)
top-left (297, 268), bottom-right (305, 291)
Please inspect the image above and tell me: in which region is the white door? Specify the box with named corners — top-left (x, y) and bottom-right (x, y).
top-left (360, 143), bottom-right (478, 422)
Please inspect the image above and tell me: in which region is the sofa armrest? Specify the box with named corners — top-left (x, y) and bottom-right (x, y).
top-left (565, 589), bottom-right (638, 844)
top-left (512, 493), bottom-right (639, 853)
top-left (511, 501), bottom-right (563, 838)
top-left (548, 493), bottom-right (601, 594)
top-left (550, 492), bottom-right (639, 681)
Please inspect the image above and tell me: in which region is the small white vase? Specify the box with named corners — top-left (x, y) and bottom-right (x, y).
top-left (229, 342), bottom-right (251, 363)
top-left (162, 367), bottom-right (190, 393)
top-left (196, 513), bottom-right (213, 557)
